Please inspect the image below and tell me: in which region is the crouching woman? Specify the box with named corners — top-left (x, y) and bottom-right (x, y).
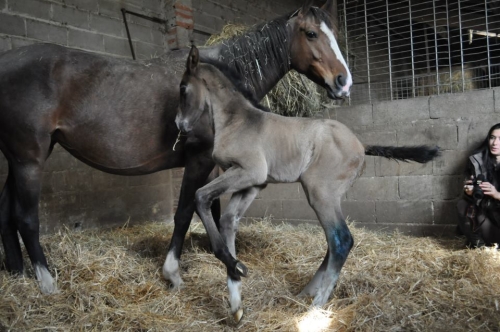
top-left (457, 123), bottom-right (500, 248)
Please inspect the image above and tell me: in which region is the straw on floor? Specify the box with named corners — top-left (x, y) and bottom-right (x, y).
top-left (1, 219), bottom-right (499, 331)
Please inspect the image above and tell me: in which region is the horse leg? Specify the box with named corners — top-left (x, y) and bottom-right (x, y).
top-left (300, 181), bottom-right (353, 307)
top-left (10, 155), bottom-right (56, 294)
top-left (0, 172), bottom-right (24, 273)
top-left (219, 186), bottom-right (262, 322)
top-left (163, 150), bottom-right (218, 289)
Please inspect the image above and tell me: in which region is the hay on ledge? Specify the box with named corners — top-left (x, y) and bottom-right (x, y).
top-left (1, 219), bottom-right (499, 331)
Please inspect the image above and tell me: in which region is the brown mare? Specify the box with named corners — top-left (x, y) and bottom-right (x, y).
top-left (0, 0), bottom-right (351, 295)
top-left (176, 46), bottom-right (439, 322)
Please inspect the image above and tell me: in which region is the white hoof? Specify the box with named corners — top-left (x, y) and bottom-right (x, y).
top-left (34, 264), bottom-right (57, 294)
top-left (162, 251), bottom-right (184, 289)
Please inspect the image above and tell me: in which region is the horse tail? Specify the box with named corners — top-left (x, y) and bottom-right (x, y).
top-left (364, 145), bottom-right (440, 163)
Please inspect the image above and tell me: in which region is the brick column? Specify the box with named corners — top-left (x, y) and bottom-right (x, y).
top-left (166, 0), bottom-right (193, 50)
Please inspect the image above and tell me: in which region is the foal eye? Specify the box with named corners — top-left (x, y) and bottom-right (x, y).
top-left (306, 31), bottom-right (318, 39)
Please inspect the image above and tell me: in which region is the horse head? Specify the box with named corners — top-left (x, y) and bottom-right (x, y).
top-left (176, 46), bottom-right (208, 134)
top-left (289, 0), bottom-right (352, 99)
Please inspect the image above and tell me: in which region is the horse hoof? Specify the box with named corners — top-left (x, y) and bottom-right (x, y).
top-left (233, 308), bottom-right (244, 324)
top-left (235, 261), bottom-right (248, 277)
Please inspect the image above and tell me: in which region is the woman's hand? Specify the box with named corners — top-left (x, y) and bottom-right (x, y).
top-left (479, 181), bottom-right (500, 200)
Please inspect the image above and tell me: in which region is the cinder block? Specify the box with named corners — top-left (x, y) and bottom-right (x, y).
top-left (341, 200), bottom-right (375, 223)
top-left (355, 128), bottom-right (397, 146)
top-left (431, 175), bottom-right (462, 200)
top-left (397, 122), bottom-right (458, 150)
top-left (495, 88), bottom-right (500, 113)
top-left (456, 120), bottom-right (470, 150)
top-left (282, 199), bottom-right (316, 220)
top-left (134, 41), bottom-right (164, 59)
top-left (44, 149), bottom-right (82, 172)
top-left (89, 14), bottom-right (125, 37)
top-left (127, 22), bottom-right (154, 43)
top-left (375, 200), bottom-right (433, 224)
top-left (0, 0), bottom-right (5, 10)
top-left (10, 37), bottom-right (35, 49)
top-left (346, 176), bottom-right (398, 201)
top-left (8, 0), bottom-right (51, 20)
top-left (52, 4), bottom-right (90, 29)
top-left (0, 13), bottom-right (26, 37)
top-left (63, 0), bottom-right (98, 13)
top-left (361, 155), bottom-right (375, 177)
top-left (375, 157), bottom-right (433, 177)
top-left (128, 171), bottom-right (170, 187)
top-left (433, 200), bottom-right (459, 225)
top-left (143, 0), bottom-right (163, 12)
top-left (244, 199), bottom-right (283, 219)
top-left (27, 20), bottom-right (68, 45)
top-left (430, 89), bottom-right (494, 119)
top-left (0, 36), bottom-right (11, 51)
top-left (466, 119), bottom-right (500, 150)
top-left (193, 11), bottom-right (224, 34)
top-left (98, 0), bottom-right (140, 20)
top-left (335, 103), bottom-right (373, 127)
top-left (399, 176), bottom-right (433, 200)
top-left (373, 97), bottom-right (430, 125)
top-left (433, 149), bottom-right (468, 176)
top-left (151, 28), bottom-right (165, 46)
top-left (68, 28), bottom-right (104, 51)
top-left (91, 170), bottom-right (128, 190)
top-left (257, 183), bottom-right (302, 200)
top-left (104, 35), bottom-right (132, 57)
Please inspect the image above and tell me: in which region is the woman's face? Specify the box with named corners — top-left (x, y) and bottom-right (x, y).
top-left (489, 128), bottom-right (500, 157)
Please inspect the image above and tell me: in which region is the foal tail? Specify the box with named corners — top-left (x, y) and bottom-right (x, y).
top-left (365, 145), bottom-right (440, 163)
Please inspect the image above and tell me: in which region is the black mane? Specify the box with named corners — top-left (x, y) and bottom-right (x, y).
top-left (200, 57), bottom-right (271, 113)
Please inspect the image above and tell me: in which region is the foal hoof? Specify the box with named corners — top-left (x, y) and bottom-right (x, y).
top-left (233, 308), bottom-right (244, 324)
top-left (235, 261), bottom-right (248, 277)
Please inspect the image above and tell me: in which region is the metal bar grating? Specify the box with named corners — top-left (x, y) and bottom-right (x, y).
top-left (338, 0), bottom-right (500, 106)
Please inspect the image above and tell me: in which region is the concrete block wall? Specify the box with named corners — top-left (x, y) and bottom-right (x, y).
top-left (234, 88), bottom-right (500, 236)
top-left (0, 0), bottom-right (167, 58)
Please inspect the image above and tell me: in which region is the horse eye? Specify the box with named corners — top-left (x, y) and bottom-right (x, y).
top-left (306, 31), bottom-right (317, 39)
top-left (180, 85), bottom-right (187, 95)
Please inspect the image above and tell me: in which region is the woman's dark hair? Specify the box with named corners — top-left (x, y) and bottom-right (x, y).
top-left (473, 122), bottom-right (500, 186)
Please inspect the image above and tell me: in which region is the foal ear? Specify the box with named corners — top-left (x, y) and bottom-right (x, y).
top-left (298, 0), bottom-right (314, 17)
top-left (186, 45), bottom-right (200, 74)
top-left (320, 0), bottom-right (335, 15)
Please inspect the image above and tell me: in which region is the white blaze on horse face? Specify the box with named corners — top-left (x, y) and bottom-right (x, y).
top-left (162, 250), bottom-right (184, 289)
top-left (320, 22), bottom-right (352, 94)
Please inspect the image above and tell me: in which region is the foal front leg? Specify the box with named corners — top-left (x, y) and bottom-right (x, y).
top-left (219, 186), bottom-right (263, 322)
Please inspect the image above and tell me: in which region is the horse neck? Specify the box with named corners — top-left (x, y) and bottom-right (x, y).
top-left (200, 16), bottom-right (292, 100)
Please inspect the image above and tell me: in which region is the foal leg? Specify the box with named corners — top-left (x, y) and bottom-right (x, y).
top-left (0, 172), bottom-right (24, 273)
top-left (219, 186), bottom-right (262, 322)
top-left (300, 183), bottom-right (353, 306)
top-left (163, 149), bottom-right (218, 289)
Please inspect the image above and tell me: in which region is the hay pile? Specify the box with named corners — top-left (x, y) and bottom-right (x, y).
top-left (205, 24), bottom-right (325, 118)
top-left (1, 219), bottom-right (499, 331)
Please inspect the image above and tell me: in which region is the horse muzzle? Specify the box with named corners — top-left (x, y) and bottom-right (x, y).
top-left (326, 74), bottom-right (351, 100)
top-left (175, 116), bottom-right (192, 133)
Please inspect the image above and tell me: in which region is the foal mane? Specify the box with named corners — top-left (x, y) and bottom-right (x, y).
top-left (200, 58), bottom-right (271, 113)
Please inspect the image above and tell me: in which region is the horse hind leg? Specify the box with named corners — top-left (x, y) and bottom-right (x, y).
top-left (300, 182), bottom-right (353, 307)
top-left (0, 172), bottom-right (24, 274)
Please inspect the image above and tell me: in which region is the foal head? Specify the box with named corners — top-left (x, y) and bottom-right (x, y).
top-left (289, 0), bottom-right (352, 99)
top-left (176, 46), bottom-right (263, 133)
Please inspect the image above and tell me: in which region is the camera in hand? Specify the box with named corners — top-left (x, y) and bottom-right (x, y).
top-left (472, 174), bottom-right (486, 201)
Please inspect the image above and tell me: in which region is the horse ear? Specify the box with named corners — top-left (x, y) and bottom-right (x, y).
top-left (320, 0), bottom-right (335, 14)
top-left (186, 45), bottom-right (199, 74)
top-left (298, 0), bottom-right (314, 17)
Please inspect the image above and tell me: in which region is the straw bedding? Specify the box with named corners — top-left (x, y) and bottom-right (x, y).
top-left (1, 219), bottom-right (499, 331)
